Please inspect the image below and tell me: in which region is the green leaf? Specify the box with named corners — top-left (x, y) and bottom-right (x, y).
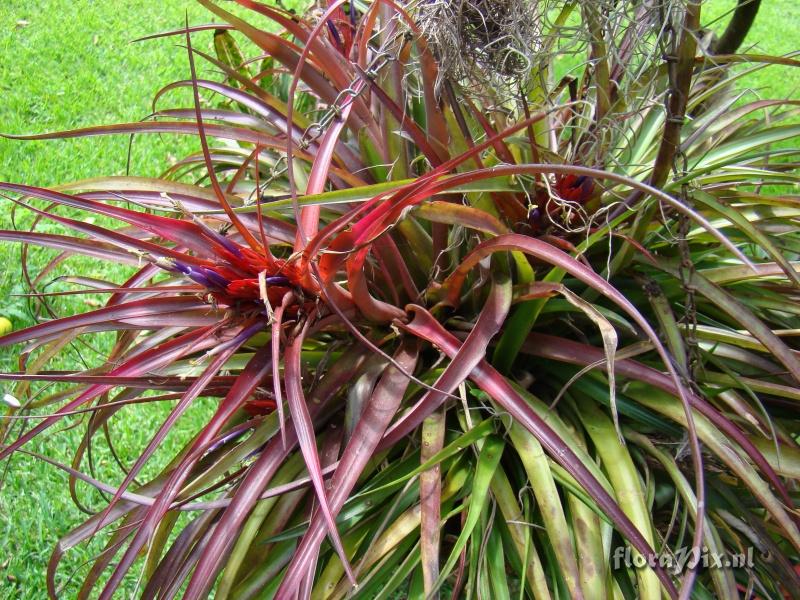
top-left (213, 29), bottom-right (251, 85)
top-left (433, 435), bottom-right (505, 594)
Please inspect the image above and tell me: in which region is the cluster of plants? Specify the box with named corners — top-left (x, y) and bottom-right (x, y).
top-left (0, 0), bottom-right (798, 598)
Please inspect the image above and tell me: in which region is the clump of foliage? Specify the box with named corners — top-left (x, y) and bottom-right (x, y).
top-left (1, 0), bottom-right (799, 598)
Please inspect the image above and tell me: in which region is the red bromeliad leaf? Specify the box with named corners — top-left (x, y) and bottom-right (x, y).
top-left (154, 79), bottom-right (311, 146)
top-left (0, 182), bottom-right (237, 260)
top-left (197, 0), bottom-right (374, 132)
top-left (0, 230), bottom-right (141, 265)
top-left (6, 196), bottom-right (214, 267)
top-left (275, 340), bottom-right (419, 594)
top-left (184, 22), bottom-right (268, 255)
top-left (296, 90), bottom-right (353, 247)
top-left (96, 346), bottom-right (274, 599)
top-left (1, 180), bottom-right (321, 310)
top-left (0, 372), bottom-right (236, 391)
top-left (270, 289), bottom-right (292, 446)
top-left (93, 322), bottom-right (262, 532)
top-left (380, 271), bottom-right (512, 448)
top-left (180, 343), bottom-right (372, 598)
top-left (0, 120), bottom-right (291, 156)
top-left (0, 297), bottom-right (208, 349)
top-left (75, 188), bottom-right (295, 243)
top-left (281, 317), bottom-right (357, 585)
top-left (284, 0), bottom-right (362, 250)
top-left (132, 23), bottom-right (235, 42)
top-left (0, 324), bottom-right (223, 463)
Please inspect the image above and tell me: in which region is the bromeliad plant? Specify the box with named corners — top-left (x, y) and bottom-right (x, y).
top-left (1, 0), bottom-right (799, 598)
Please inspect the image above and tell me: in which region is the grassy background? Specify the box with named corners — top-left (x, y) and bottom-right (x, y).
top-left (0, 2), bottom-right (220, 597)
top-left (0, 0), bottom-right (797, 597)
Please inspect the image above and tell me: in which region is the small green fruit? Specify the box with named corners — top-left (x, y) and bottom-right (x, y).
top-left (0, 317), bottom-right (12, 335)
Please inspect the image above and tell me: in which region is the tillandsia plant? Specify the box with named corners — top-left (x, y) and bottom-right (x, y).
top-left (0, 0), bottom-right (799, 598)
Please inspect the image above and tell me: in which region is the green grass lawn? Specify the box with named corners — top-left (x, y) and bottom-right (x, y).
top-left (0, 0), bottom-right (797, 597)
top-left (0, 2), bottom-right (218, 597)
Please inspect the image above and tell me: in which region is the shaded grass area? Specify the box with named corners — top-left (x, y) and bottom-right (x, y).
top-left (0, 0), bottom-right (796, 597)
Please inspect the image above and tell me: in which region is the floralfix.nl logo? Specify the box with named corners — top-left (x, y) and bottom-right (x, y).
top-left (612, 546), bottom-right (757, 575)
